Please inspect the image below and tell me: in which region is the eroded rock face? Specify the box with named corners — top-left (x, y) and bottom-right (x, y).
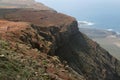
top-left (0, 19), bottom-right (85, 80)
top-left (0, 8), bottom-right (120, 80)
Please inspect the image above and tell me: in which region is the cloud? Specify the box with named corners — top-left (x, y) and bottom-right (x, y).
top-left (78, 21), bottom-right (95, 26)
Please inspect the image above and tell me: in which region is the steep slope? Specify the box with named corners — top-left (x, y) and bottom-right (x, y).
top-left (79, 28), bottom-right (120, 60)
top-left (0, 8), bottom-right (120, 80)
top-left (0, 20), bottom-right (83, 80)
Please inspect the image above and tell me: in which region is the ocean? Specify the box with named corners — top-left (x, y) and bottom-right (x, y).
top-left (56, 9), bottom-right (120, 33)
top-left (76, 14), bottom-right (120, 33)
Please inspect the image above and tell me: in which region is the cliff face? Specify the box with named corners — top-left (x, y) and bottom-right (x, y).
top-left (0, 8), bottom-right (120, 80)
top-left (0, 1), bottom-right (120, 79)
top-left (0, 20), bottom-right (84, 80)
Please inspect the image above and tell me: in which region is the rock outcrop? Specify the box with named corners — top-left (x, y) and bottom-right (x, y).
top-left (0, 20), bottom-right (84, 80)
top-left (0, 1), bottom-right (120, 80)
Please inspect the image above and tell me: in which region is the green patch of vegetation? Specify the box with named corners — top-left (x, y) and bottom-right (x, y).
top-left (0, 57), bottom-right (20, 80)
top-left (0, 39), bottom-right (52, 80)
top-left (42, 60), bottom-right (48, 65)
top-left (0, 40), bottom-right (10, 49)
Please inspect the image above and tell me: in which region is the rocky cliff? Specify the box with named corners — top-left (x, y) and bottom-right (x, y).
top-left (0, 1), bottom-right (120, 80)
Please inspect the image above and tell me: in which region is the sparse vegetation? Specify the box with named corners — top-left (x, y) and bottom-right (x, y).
top-left (0, 40), bottom-right (9, 49)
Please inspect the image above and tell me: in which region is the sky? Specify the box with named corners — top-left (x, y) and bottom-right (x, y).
top-left (35, 0), bottom-right (120, 31)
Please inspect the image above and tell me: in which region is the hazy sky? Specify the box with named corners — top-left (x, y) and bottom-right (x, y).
top-left (35, 0), bottom-right (120, 19)
top-left (35, 0), bottom-right (120, 31)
